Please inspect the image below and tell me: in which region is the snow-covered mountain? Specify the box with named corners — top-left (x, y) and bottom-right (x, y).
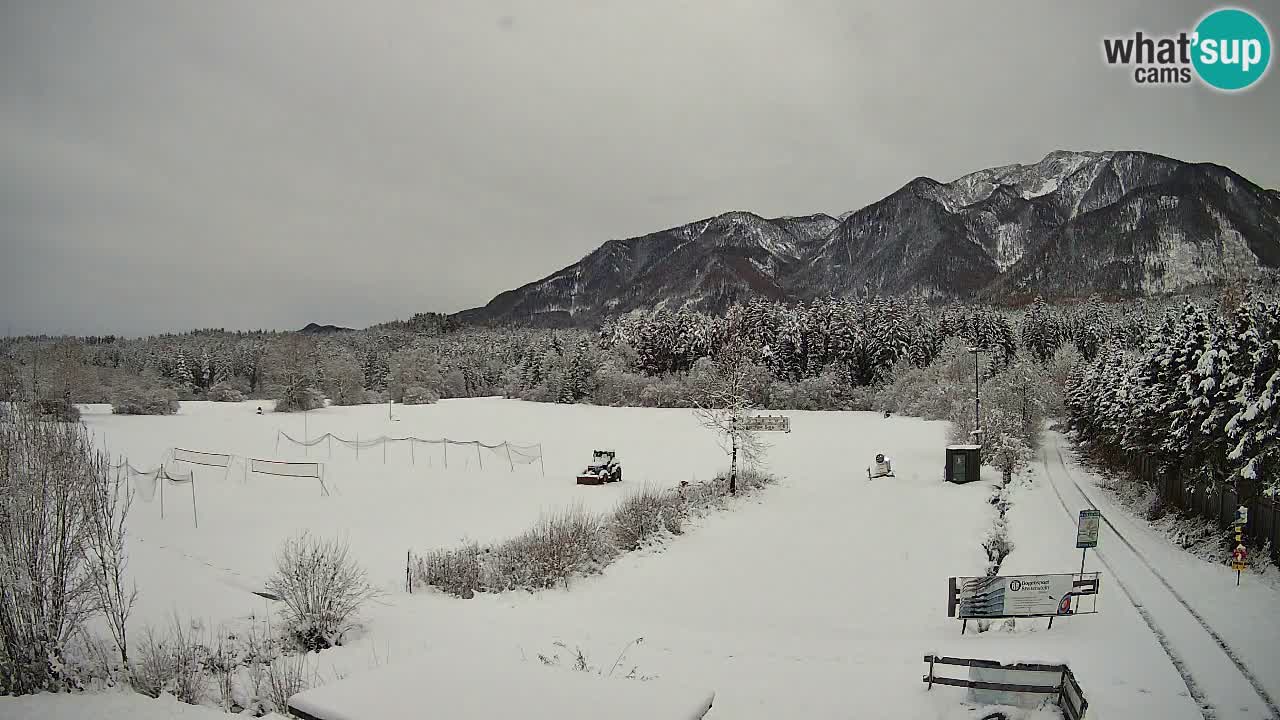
top-left (459, 151), bottom-right (1280, 324)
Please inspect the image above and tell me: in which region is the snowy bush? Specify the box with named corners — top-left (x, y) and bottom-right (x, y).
top-left (416, 509), bottom-right (616, 596)
top-left (265, 533), bottom-right (380, 651)
top-left (111, 378), bottom-right (180, 415)
top-left (387, 348), bottom-right (443, 402)
top-left (481, 508), bottom-right (615, 592)
top-left (414, 542), bottom-right (483, 597)
top-left (274, 386), bottom-right (325, 413)
top-left (206, 381), bottom-right (245, 403)
top-left (0, 407), bottom-right (123, 694)
top-left (321, 354), bottom-right (367, 406)
top-left (129, 617), bottom-right (206, 704)
top-left (610, 485), bottom-right (685, 551)
top-left (413, 469), bottom-right (776, 599)
top-left (401, 385), bottom-right (439, 405)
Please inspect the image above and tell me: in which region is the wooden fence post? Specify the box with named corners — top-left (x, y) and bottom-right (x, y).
top-left (191, 473), bottom-right (199, 528)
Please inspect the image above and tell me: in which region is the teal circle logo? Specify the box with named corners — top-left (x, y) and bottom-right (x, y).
top-left (1192, 8), bottom-right (1271, 90)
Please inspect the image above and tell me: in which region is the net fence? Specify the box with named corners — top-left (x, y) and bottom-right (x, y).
top-left (112, 460), bottom-right (194, 503)
top-left (275, 431), bottom-right (544, 473)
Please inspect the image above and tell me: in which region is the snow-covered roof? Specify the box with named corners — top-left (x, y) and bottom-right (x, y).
top-left (287, 650), bottom-right (715, 720)
top-left (946, 444), bottom-right (983, 450)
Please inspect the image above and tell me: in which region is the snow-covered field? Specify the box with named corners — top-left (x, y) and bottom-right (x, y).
top-left (4, 400), bottom-right (1277, 718)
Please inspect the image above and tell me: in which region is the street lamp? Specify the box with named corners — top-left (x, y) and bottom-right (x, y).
top-left (967, 346), bottom-right (987, 443)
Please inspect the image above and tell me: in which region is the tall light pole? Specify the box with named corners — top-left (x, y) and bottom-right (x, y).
top-left (968, 346), bottom-right (986, 442)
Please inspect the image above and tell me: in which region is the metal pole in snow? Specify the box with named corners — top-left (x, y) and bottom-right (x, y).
top-left (505, 443), bottom-right (514, 472)
top-left (538, 444), bottom-right (545, 476)
top-left (476, 442), bottom-right (482, 469)
top-left (191, 473), bottom-right (199, 528)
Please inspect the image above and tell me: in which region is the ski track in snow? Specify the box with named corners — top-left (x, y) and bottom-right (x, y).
top-left (1041, 433), bottom-right (1279, 720)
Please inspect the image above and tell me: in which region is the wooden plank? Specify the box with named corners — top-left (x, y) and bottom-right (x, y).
top-left (285, 704), bottom-right (326, 720)
top-left (925, 656), bottom-right (1066, 673)
top-left (924, 676), bottom-right (1061, 694)
top-left (1061, 666), bottom-right (1088, 719)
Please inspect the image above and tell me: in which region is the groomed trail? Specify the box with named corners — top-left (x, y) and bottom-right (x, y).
top-left (1040, 431), bottom-right (1279, 720)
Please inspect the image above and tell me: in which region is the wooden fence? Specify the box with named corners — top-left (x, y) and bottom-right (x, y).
top-left (922, 655), bottom-right (1087, 720)
top-left (1130, 453), bottom-right (1280, 563)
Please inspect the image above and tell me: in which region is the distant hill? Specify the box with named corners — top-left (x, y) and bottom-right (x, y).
top-left (298, 322), bottom-right (354, 335)
top-left (456, 150), bottom-right (1280, 325)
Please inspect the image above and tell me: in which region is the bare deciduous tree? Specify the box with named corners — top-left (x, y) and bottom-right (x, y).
top-left (692, 341), bottom-right (767, 496)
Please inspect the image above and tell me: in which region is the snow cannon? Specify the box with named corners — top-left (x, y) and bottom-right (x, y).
top-left (867, 453), bottom-right (895, 480)
top-left (576, 449), bottom-right (622, 485)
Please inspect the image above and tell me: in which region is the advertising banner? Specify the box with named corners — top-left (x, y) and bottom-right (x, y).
top-left (949, 574), bottom-right (1095, 619)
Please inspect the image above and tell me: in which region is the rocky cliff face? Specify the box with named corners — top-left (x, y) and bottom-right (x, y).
top-left (458, 151), bottom-right (1280, 325)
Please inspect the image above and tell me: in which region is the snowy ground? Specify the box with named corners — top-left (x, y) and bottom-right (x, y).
top-left (4, 400), bottom-right (1276, 718)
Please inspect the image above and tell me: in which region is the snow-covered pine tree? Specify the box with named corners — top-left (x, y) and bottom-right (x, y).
top-left (1226, 298), bottom-right (1280, 498)
top-left (1021, 298), bottom-right (1060, 364)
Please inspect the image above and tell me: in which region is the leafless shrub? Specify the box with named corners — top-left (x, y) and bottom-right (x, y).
top-left (483, 507), bottom-right (615, 591)
top-left (84, 462), bottom-right (137, 668)
top-left (610, 484), bottom-right (685, 551)
top-left (537, 637), bottom-right (654, 681)
top-left (414, 472), bottom-right (776, 599)
top-left (203, 632), bottom-right (238, 710)
top-left (129, 628), bottom-right (176, 698)
top-left (0, 407), bottom-right (101, 693)
top-left (265, 653), bottom-right (316, 714)
top-left (128, 616), bottom-right (207, 704)
top-left (242, 617), bottom-right (275, 710)
top-left (414, 543), bottom-right (482, 598)
top-left (266, 533), bottom-right (381, 651)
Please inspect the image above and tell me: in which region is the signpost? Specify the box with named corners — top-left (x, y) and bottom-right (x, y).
top-left (1232, 506), bottom-right (1248, 586)
top-left (1076, 509), bottom-right (1102, 574)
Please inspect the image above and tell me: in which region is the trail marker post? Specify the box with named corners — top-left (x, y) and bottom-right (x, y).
top-left (1232, 506), bottom-right (1248, 586)
top-left (1076, 509), bottom-right (1101, 574)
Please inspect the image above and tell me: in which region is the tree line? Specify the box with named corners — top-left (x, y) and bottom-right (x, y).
top-left (0, 296), bottom-right (1182, 418)
top-left (1066, 293), bottom-right (1280, 500)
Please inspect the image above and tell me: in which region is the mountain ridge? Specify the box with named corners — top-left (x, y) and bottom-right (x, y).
top-left (456, 150), bottom-right (1280, 325)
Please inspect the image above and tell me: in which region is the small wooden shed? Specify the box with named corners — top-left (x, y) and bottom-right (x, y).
top-left (945, 444), bottom-right (982, 484)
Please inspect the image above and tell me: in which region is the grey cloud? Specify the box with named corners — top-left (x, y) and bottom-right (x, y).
top-left (1, 0), bottom-right (1276, 335)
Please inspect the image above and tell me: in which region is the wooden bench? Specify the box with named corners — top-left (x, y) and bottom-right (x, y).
top-left (923, 654), bottom-right (1088, 719)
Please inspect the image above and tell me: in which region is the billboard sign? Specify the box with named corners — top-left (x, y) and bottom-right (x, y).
top-left (948, 574), bottom-right (1099, 619)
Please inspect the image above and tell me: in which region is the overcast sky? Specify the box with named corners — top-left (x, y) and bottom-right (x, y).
top-left (2, 1), bottom-right (1277, 336)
